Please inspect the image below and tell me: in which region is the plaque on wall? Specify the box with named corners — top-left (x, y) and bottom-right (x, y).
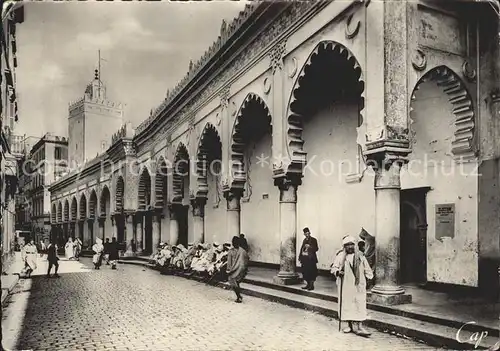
top-left (435, 203), bottom-right (455, 240)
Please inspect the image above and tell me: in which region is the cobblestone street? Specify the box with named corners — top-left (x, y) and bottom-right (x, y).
top-left (2, 259), bottom-right (443, 351)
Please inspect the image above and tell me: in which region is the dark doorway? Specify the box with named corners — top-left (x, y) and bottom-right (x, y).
top-left (178, 205), bottom-right (189, 247)
top-left (400, 187), bottom-right (429, 284)
top-left (144, 212), bottom-right (152, 254)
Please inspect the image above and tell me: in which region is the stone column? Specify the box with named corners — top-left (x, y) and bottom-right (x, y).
top-left (124, 214), bottom-right (135, 257)
top-left (273, 178), bottom-right (301, 285)
top-left (98, 217), bottom-right (105, 241)
top-left (365, 148), bottom-right (412, 305)
top-left (168, 204), bottom-right (179, 246)
top-left (225, 190), bottom-right (242, 241)
top-left (152, 211), bottom-right (162, 253)
top-left (135, 213), bottom-right (143, 254)
top-left (87, 219), bottom-right (94, 248)
top-left (191, 198), bottom-right (206, 244)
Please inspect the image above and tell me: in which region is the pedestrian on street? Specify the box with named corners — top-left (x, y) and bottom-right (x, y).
top-left (109, 237), bottom-right (119, 270)
top-left (226, 235), bottom-right (249, 303)
top-left (104, 238), bottom-right (111, 265)
top-left (46, 240), bottom-right (60, 278)
top-left (92, 238), bottom-right (104, 269)
top-left (299, 227), bottom-right (319, 291)
top-left (330, 235), bottom-right (373, 337)
top-left (74, 237), bottom-right (82, 260)
top-left (65, 237), bottom-right (76, 260)
top-left (239, 233), bottom-right (249, 252)
top-left (22, 238), bottom-right (38, 278)
top-left (38, 240), bottom-right (47, 259)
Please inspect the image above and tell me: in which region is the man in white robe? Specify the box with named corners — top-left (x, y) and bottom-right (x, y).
top-left (331, 235), bottom-right (373, 337)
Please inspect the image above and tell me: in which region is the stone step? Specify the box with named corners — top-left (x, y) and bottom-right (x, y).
top-left (238, 282), bottom-right (498, 350)
top-left (117, 260), bottom-right (499, 349)
top-left (244, 277), bottom-right (499, 338)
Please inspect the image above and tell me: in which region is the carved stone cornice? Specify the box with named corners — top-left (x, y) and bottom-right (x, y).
top-left (220, 86), bottom-right (230, 109)
top-left (134, 2), bottom-right (319, 151)
top-left (270, 40), bottom-right (287, 73)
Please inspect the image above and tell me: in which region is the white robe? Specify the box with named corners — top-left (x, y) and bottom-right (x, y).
top-left (331, 251), bottom-right (373, 321)
top-left (65, 242), bottom-right (75, 260)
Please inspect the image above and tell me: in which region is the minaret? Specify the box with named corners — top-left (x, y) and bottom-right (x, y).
top-left (67, 69), bottom-right (123, 168)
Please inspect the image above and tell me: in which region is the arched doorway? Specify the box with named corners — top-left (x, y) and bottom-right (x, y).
top-left (115, 176), bottom-right (125, 244)
top-left (70, 197), bottom-right (77, 239)
top-left (287, 41), bottom-right (366, 266)
top-left (172, 143), bottom-right (190, 247)
top-left (79, 194), bottom-right (87, 245)
top-left (99, 187), bottom-right (111, 241)
top-left (154, 158), bottom-right (168, 245)
top-left (231, 93), bottom-right (274, 260)
top-left (138, 167), bottom-right (152, 253)
top-left (63, 199), bottom-right (69, 245)
top-left (405, 65), bottom-right (476, 287)
top-left (89, 190), bottom-right (98, 246)
top-left (196, 123), bottom-right (223, 243)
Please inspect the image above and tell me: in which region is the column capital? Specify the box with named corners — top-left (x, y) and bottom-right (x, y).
top-left (224, 189), bottom-right (242, 211)
top-left (274, 176), bottom-right (300, 203)
top-left (364, 134), bottom-right (411, 169)
top-left (167, 202), bottom-right (182, 220)
top-left (190, 197), bottom-right (206, 217)
top-left (97, 217), bottom-right (106, 225)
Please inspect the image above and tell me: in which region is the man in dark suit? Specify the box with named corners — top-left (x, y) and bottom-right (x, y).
top-left (299, 227), bottom-right (319, 291)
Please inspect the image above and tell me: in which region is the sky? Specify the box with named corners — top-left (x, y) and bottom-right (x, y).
top-left (15, 1), bottom-right (248, 138)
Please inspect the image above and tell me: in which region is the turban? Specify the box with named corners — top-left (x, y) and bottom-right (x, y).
top-left (342, 235), bottom-right (356, 246)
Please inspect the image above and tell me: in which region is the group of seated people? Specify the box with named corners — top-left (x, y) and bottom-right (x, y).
top-left (149, 241), bottom-right (232, 283)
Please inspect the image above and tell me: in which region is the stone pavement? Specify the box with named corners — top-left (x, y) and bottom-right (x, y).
top-left (2, 258), bottom-right (444, 351)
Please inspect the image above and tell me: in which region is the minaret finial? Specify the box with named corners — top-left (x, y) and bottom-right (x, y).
top-left (94, 69), bottom-right (99, 80)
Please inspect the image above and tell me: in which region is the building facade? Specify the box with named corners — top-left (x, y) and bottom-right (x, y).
top-left (1, 0), bottom-right (24, 271)
top-left (49, 1), bottom-right (500, 302)
top-left (19, 134), bottom-right (69, 244)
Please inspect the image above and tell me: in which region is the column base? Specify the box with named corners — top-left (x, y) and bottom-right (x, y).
top-left (272, 273), bottom-right (302, 286)
top-left (368, 287), bottom-right (412, 306)
top-left (123, 248), bottom-right (135, 257)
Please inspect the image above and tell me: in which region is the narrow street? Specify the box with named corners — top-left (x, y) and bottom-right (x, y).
top-left (2, 258), bottom-right (443, 351)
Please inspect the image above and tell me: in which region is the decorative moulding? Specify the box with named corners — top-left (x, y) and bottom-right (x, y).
top-left (263, 77), bottom-right (271, 95)
top-left (345, 173), bottom-right (363, 184)
top-left (288, 57), bottom-right (298, 78)
top-left (462, 60), bottom-right (476, 82)
top-left (412, 49), bottom-right (426, 71)
top-left (345, 13), bottom-right (361, 39)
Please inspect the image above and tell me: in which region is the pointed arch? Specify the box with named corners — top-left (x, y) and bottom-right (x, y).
top-left (410, 65), bottom-right (475, 160)
top-left (89, 190), bottom-right (98, 219)
top-left (79, 193), bottom-right (87, 220)
top-left (115, 176), bottom-right (125, 212)
top-left (70, 197), bottom-right (78, 222)
top-left (172, 143), bottom-right (190, 203)
top-left (154, 157), bottom-right (168, 208)
top-left (196, 122), bottom-right (222, 199)
top-left (286, 40), bottom-right (365, 177)
top-left (138, 167), bottom-right (152, 210)
top-left (57, 201), bottom-right (63, 222)
top-left (99, 186), bottom-right (111, 217)
top-left (230, 93), bottom-right (272, 190)
top-left (63, 199), bottom-right (69, 222)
